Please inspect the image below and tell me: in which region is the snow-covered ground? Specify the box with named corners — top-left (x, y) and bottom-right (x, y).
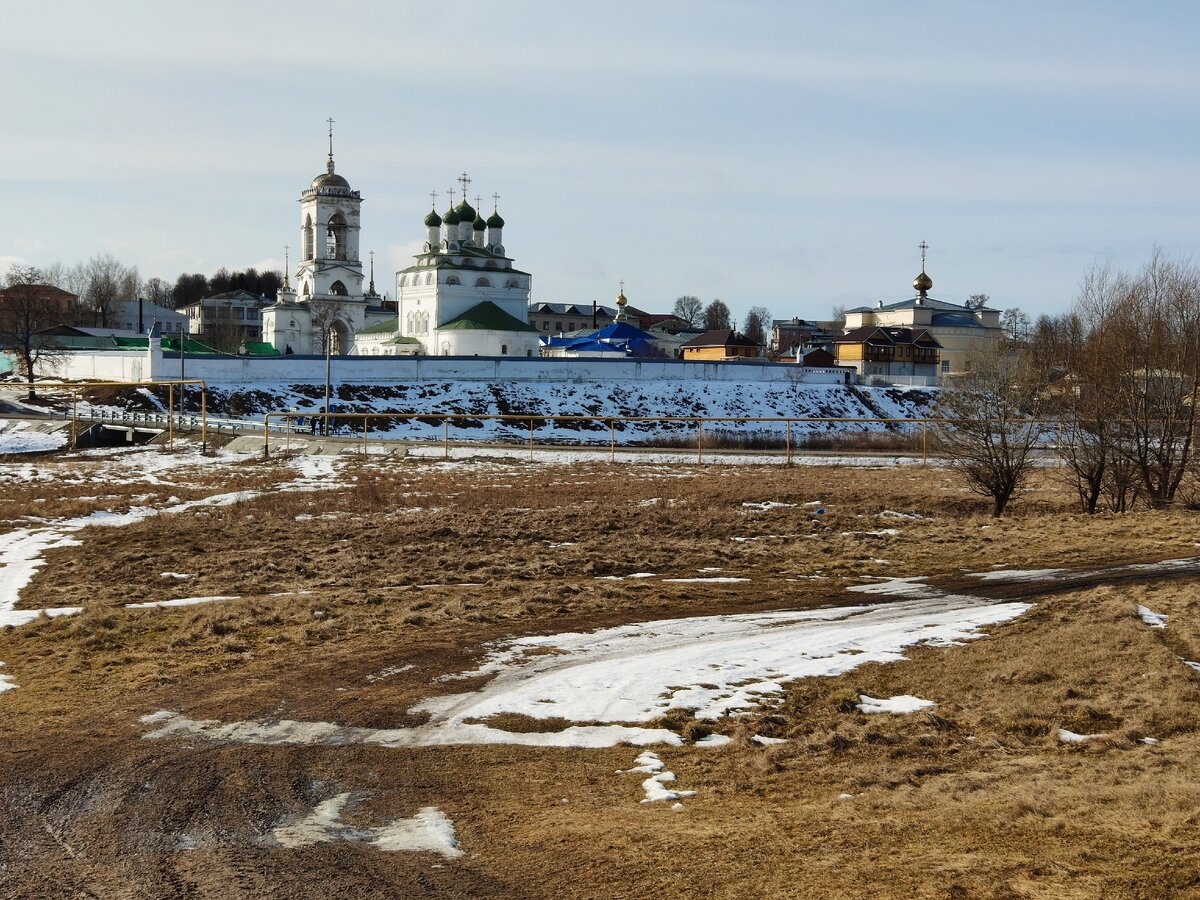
top-left (0, 420), bottom-right (68, 454)
top-left (64, 379), bottom-right (936, 447)
top-left (142, 578), bottom-right (1031, 751)
top-left (271, 794), bottom-right (462, 858)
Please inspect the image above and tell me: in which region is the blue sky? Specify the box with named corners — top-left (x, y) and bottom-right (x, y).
top-left (3, 1), bottom-right (1199, 324)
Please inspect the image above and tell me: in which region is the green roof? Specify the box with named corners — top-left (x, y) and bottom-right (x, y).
top-left (391, 336), bottom-right (421, 344)
top-left (241, 340), bottom-right (281, 356)
top-left (439, 301), bottom-right (538, 333)
top-left (358, 319), bottom-right (400, 335)
top-left (161, 336), bottom-right (220, 354)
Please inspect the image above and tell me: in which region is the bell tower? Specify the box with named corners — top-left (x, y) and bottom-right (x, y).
top-left (295, 119), bottom-right (365, 305)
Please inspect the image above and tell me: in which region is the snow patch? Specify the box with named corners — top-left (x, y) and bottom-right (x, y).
top-left (271, 794), bottom-right (462, 858)
top-left (1058, 729), bottom-right (1104, 744)
top-left (1137, 605), bottom-right (1167, 629)
top-left (856, 694), bottom-right (935, 714)
top-left (125, 595), bottom-right (241, 609)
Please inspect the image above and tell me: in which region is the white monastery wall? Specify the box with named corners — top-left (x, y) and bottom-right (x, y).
top-left (55, 346), bottom-right (852, 386)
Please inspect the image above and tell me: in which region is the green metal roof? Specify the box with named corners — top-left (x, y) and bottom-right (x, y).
top-left (241, 340), bottom-right (281, 356)
top-left (438, 301), bottom-right (538, 333)
top-left (358, 319), bottom-right (401, 335)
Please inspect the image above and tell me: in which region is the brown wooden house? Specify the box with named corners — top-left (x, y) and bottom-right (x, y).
top-left (679, 329), bottom-right (761, 361)
top-left (833, 326), bottom-right (941, 379)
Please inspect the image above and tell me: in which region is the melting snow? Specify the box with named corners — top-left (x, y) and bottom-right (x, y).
top-left (856, 694), bottom-right (935, 714)
top-left (1058, 729), bottom-right (1105, 744)
top-left (1137, 605), bottom-right (1167, 629)
top-left (142, 580), bottom-right (1030, 749)
top-left (271, 794), bottom-right (462, 858)
top-left (125, 595), bottom-right (241, 609)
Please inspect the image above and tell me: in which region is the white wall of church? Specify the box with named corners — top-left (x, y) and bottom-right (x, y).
top-left (437, 329), bottom-right (541, 358)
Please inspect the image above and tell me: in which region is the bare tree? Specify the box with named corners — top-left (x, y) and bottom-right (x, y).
top-left (0, 266), bottom-right (68, 401)
top-left (829, 304), bottom-right (846, 331)
top-left (702, 298), bottom-right (731, 331)
top-left (82, 254), bottom-right (139, 327)
top-left (742, 306), bottom-right (771, 347)
top-left (934, 350), bottom-right (1047, 517)
top-left (308, 299), bottom-right (351, 354)
top-left (141, 277), bottom-right (174, 307)
top-left (1000, 307), bottom-right (1031, 344)
top-left (672, 295), bottom-right (703, 328)
top-left (1103, 252), bottom-right (1200, 508)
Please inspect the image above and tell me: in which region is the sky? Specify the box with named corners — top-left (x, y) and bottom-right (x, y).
top-left (3, 1), bottom-right (1200, 325)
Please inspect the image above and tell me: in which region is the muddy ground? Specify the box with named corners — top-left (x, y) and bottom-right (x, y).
top-left (1, 445), bottom-right (1198, 899)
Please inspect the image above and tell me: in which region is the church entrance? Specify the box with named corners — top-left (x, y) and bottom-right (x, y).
top-left (330, 320), bottom-right (351, 356)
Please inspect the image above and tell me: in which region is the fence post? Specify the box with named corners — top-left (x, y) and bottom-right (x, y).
top-left (363, 416), bottom-right (369, 456)
top-left (263, 414), bottom-right (271, 459)
top-left (786, 420), bottom-right (792, 466)
top-left (922, 420), bottom-right (928, 466)
top-left (71, 394), bottom-right (78, 449)
top-left (610, 418), bottom-right (615, 463)
top-left (443, 417), bottom-right (449, 460)
top-left (167, 384), bottom-right (174, 449)
top-left (697, 419), bottom-right (703, 464)
top-left (529, 417), bottom-right (535, 462)
top-left (200, 388), bottom-right (208, 454)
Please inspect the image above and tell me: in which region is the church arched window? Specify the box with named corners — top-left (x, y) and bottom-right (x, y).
top-left (329, 280), bottom-right (348, 296)
top-left (406, 313), bottom-right (414, 333)
top-left (326, 211), bottom-right (348, 260)
top-left (475, 277), bottom-right (491, 287)
top-left (446, 276), bottom-right (461, 286)
top-left (303, 215), bottom-right (314, 260)
top-left (425, 273), bottom-right (433, 285)
top-left (505, 278), bottom-right (519, 289)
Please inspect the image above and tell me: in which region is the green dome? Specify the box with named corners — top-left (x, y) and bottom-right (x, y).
top-left (424, 208), bottom-right (442, 227)
top-left (442, 206), bottom-right (461, 225)
top-left (457, 200), bottom-right (476, 221)
top-left (486, 211), bottom-right (505, 228)
top-left (472, 214), bottom-right (486, 230)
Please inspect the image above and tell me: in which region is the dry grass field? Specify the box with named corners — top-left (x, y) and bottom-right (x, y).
top-left (1, 442), bottom-right (1199, 899)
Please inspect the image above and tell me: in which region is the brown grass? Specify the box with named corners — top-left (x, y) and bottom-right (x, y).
top-left (0, 450), bottom-right (1198, 897)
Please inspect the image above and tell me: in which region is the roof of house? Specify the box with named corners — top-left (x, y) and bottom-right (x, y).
top-left (680, 329), bottom-right (761, 349)
top-left (530, 302), bottom-right (618, 318)
top-left (836, 326), bottom-right (942, 348)
top-left (846, 296), bottom-right (989, 315)
top-left (357, 319), bottom-right (400, 335)
top-left (438, 301), bottom-right (539, 333)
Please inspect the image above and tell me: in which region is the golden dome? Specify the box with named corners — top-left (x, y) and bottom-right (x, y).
top-left (913, 271), bottom-right (933, 294)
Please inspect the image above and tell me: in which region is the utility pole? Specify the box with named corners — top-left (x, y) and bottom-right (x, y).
top-left (323, 324), bottom-right (332, 437)
top-left (179, 325), bottom-right (186, 424)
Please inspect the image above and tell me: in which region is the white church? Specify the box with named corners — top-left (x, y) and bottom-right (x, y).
top-left (262, 133), bottom-right (538, 358)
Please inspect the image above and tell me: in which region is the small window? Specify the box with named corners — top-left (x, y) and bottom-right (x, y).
top-left (941, 360), bottom-right (950, 373)
top-left (475, 277), bottom-right (491, 287)
top-left (501, 344), bottom-right (508, 355)
top-left (555, 321), bottom-right (562, 332)
top-left (446, 276), bottom-right (460, 286)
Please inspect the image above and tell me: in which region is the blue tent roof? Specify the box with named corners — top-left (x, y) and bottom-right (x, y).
top-left (563, 339), bottom-right (626, 354)
top-left (593, 321), bottom-right (653, 342)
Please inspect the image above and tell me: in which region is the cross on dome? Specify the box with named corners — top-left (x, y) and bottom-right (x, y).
top-left (458, 171), bottom-right (472, 200)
